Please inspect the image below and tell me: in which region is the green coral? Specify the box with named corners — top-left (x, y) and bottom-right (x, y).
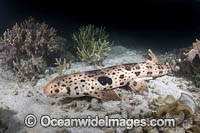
top-left (54, 58), bottom-right (71, 76)
top-left (72, 24), bottom-right (112, 66)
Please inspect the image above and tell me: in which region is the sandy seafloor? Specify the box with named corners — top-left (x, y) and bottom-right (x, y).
top-left (0, 45), bottom-right (199, 133)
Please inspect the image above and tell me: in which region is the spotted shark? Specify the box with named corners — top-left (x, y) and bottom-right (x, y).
top-left (44, 50), bottom-right (172, 101)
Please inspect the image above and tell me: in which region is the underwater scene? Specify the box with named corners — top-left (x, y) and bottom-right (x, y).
top-left (1, 0), bottom-right (200, 133)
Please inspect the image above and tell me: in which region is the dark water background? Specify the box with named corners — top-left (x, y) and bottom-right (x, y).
top-left (0, 0), bottom-right (200, 52)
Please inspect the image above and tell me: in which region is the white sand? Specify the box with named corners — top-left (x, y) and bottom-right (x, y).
top-left (0, 45), bottom-right (197, 133)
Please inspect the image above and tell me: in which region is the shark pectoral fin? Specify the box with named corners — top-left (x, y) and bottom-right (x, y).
top-left (92, 89), bottom-right (121, 101)
top-left (148, 49), bottom-right (159, 64)
top-left (128, 79), bottom-right (148, 95)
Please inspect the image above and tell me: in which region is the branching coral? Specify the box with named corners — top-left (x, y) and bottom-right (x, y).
top-left (0, 17), bottom-right (59, 81)
top-left (72, 24), bottom-right (112, 66)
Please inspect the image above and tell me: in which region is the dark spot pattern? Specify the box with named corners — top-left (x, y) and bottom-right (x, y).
top-left (133, 81), bottom-right (137, 86)
top-left (146, 66), bottom-right (153, 69)
top-left (159, 71), bottom-right (163, 74)
top-left (127, 82), bottom-right (130, 86)
top-left (158, 65), bottom-right (163, 69)
top-left (136, 66), bottom-right (140, 70)
top-left (74, 86), bottom-right (78, 90)
top-left (80, 79), bottom-right (86, 82)
top-left (101, 72), bottom-right (104, 74)
top-left (119, 74), bottom-right (124, 79)
top-left (98, 76), bottom-right (112, 86)
top-left (61, 84), bottom-right (66, 87)
top-left (135, 72), bottom-right (141, 76)
top-left (83, 92), bottom-right (89, 95)
top-left (125, 66), bottom-right (131, 71)
top-left (147, 72), bottom-right (153, 76)
top-left (120, 82), bottom-right (124, 85)
top-left (55, 89), bottom-right (59, 93)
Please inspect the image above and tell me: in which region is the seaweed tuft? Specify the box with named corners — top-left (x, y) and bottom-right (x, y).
top-left (54, 58), bottom-right (71, 76)
top-left (72, 24), bottom-right (112, 66)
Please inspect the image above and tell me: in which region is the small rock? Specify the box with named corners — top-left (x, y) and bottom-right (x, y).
top-left (13, 90), bottom-right (18, 95)
top-left (105, 129), bottom-right (116, 133)
top-left (25, 90), bottom-right (34, 97)
top-left (148, 128), bottom-right (159, 133)
top-left (90, 98), bottom-right (102, 111)
top-left (174, 66), bottom-right (180, 72)
top-left (129, 127), bottom-right (143, 133)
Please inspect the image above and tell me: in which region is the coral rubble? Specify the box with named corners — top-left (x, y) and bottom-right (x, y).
top-left (177, 39), bottom-right (200, 87)
top-left (156, 93), bottom-right (200, 132)
top-left (178, 39), bottom-right (200, 74)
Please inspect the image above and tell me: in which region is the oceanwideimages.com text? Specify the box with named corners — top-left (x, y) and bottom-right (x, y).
top-left (24, 114), bottom-right (176, 129)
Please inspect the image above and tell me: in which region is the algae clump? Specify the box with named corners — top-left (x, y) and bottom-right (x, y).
top-left (72, 24), bottom-right (112, 66)
top-left (54, 58), bottom-right (72, 76)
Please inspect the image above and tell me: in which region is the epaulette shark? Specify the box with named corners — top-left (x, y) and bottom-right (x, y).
top-left (44, 50), bottom-right (171, 101)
